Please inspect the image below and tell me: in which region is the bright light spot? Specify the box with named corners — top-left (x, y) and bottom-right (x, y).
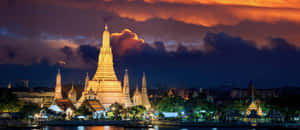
top-left (154, 125), bottom-right (159, 130)
top-left (77, 126), bottom-right (84, 130)
top-left (49, 105), bottom-right (63, 113)
top-left (43, 126), bottom-right (48, 130)
top-left (104, 125), bottom-right (110, 130)
top-left (162, 112), bottom-right (178, 118)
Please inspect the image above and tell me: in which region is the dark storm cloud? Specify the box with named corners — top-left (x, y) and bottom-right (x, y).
top-left (115, 32), bottom-right (300, 87)
top-left (153, 41), bottom-right (167, 53)
top-left (0, 30), bottom-right (93, 68)
top-left (78, 45), bottom-right (99, 64)
top-left (269, 37), bottom-right (297, 52)
top-left (203, 32), bottom-right (257, 56)
top-left (60, 46), bottom-right (74, 60)
top-left (1, 27), bottom-right (299, 87)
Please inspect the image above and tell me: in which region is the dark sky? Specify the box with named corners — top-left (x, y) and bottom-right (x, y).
top-left (1, 0), bottom-right (300, 89)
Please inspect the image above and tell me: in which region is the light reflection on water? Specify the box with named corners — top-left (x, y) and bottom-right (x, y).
top-left (44, 126), bottom-right (125, 130)
top-left (43, 126), bottom-right (263, 130)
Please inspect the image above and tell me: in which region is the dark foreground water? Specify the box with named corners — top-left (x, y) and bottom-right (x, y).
top-left (42, 126), bottom-right (272, 130)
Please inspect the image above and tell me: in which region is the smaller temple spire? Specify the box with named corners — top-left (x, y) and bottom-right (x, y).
top-left (123, 69), bottom-right (129, 94)
top-left (68, 82), bottom-right (77, 104)
top-left (84, 72), bottom-right (89, 91)
top-left (122, 69), bottom-right (133, 107)
top-left (8, 81), bottom-right (11, 89)
top-left (134, 84), bottom-right (140, 95)
top-left (54, 68), bottom-right (63, 100)
top-left (133, 84), bottom-right (142, 106)
top-left (142, 72), bottom-right (147, 92)
top-left (141, 72), bottom-right (151, 110)
top-left (249, 81), bottom-right (255, 102)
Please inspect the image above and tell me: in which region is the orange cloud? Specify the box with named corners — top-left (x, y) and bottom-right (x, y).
top-left (43, 0), bottom-right (300, 27)
top-left (111, 29), bottom-right (145, 55)
top-left (8, 0), bottom-right (300, 50)
top-left (144, 0), bottom-right (300, 9)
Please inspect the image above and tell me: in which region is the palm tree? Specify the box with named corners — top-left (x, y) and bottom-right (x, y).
top-left (129, 105), bottom-right (146, 120)
top-left (109, 103), bottom-right (124, 120)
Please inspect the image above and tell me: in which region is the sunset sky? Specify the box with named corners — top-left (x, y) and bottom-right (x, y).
top-left (1, 0), bottom-right (300, 88)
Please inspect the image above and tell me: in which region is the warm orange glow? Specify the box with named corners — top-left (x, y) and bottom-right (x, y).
top-left (44, 0), bottom-right (300, 27)
top-left (144, 0), bottom-right (300, 9)
top-left (231, 7), bottom-right (300, 23)
top-left (85, 126), bottom-right (124, 130)
top-left (111, 29), bottom-right (145, 55)
top-left (57, 60), bottom-right (66, 65)
top-left (28, 0), bottom-right (300, 49)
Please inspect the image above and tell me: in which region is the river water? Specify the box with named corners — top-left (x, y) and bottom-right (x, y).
top-left (43, 126), bottom-right (268, 130)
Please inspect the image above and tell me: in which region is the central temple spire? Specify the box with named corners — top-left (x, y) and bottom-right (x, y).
top-left (77, 25), bottom-right (125, 109)
top-left (93, 24), bottom-right (118, 81)
top-left (102, 24), bottom-right (110, 49)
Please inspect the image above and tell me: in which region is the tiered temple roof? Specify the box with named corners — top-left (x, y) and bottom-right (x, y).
top-left (85, 100), bottom-right (105, 112)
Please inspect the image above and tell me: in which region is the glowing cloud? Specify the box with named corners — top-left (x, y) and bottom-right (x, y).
top-left (111, 29), bottom-right (145, 55)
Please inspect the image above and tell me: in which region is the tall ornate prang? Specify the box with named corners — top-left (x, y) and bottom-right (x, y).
top-left (78, 25), bottom-right (123, 108)
top-left (141, 72), bottom-right (151, 110)
top-left (92, 24), bottom-right (118, 81)
top-left (54, 68), bottom-right (63, 100)
top-left (123, 69), bottom-right (133, 107)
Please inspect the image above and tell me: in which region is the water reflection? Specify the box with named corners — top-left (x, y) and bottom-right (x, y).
top-left (85, 126), bottom-right (123, 130)
top-left (77, 126), bottom-right (84, 130)
top-left (44, 126), bottom-right (259, 130)
top-left (44, 126), bottom-right (124, 130)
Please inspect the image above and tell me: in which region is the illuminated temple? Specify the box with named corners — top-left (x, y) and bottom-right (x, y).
top-left (246, 81), bottom-right (263, 116)
top-left (75, 25), bottom-right (151, 109)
